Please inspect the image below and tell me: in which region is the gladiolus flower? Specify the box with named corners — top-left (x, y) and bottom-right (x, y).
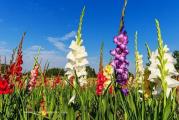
top-left (103, 64), bottom-right (114, 93)
top-left (9, 33), bottom-right (26, 88)
top-left (28, 65), bottom-right (39, 92)
top-left (96, 64), bottom-right (114, 95)
top-left (109, 86), bottom-right (114, 94)
top-left (65, 40), bottom-right (88, 87)
top-left (67, 7), bottom-right (88, 104)
top-left (0, 77), bottom-right (14, 95)
top-left (135, 52), bottom-right (144, 84)
top-left (52, 76), bottom-right (61, 88)
top-left (96, 72), bottom-right (107, 95)
top-left (68, 93), bottom-right (76, 105)
top-left (110, 31), bottom-right (129, 95)
top-left (149, 45), bottom-right (179, 97)
top-left (103, 64), bottom-right (114, 80)
top-left (40, 94), bottom-right (48, 117)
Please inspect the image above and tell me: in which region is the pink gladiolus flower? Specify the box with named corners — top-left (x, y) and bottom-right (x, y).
top-left (28, 65), bottom-right (39, 92)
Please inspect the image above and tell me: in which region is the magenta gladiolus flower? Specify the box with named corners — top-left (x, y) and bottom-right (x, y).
top-left (110, 30), bottom-right (129, 95)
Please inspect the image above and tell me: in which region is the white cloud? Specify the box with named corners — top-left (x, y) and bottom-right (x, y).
top-left (23, 45), bottom-right (66, 71)
top-left (0, 41), bottom-right (7, 46)
top-left (0, 48), bottom-right (11, 64)
top-left (23, 47), bottom-right (66, 71)
top-left (0, 43), bottom-right (66, 72)
top-left (26, 45), bottom-right (45, 51)
top-left (60, 31), bottom-right (76, 41)
top-left (48, 37), bottom-right (67, 52)
top-left (48, 31), bottom-right (76, 52)
top-left (0, 41), bottom-right (12, 63)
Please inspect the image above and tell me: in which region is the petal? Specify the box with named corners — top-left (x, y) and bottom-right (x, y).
top-left (78, 77), bottom-right (87, 86)
top-left (138, 90), bottom-right (143, 94)
top-left (76, 69), bottom-right (87, 77)
top-left (166, 87), bottom-right (172, 98)
top-left (67, 51), bottom-right (75, 61)
top-left (68, 94), bottom-right (76, 105)
top-left (65, 63), bottom-right (74, 70)
top-left (69, 41), bottom-right (79, 50)
top-left (76, 59), bottom-right (89, 67)
top-left (166, 77), bottom-right (179, 88)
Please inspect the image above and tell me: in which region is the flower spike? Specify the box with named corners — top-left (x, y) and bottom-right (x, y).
top-left (148, 20), bottom-right (179, 102)
top-left (110, 0), bottom-right (129, 95)
top-left (65, 6), bottom-right (88, 88)
top-left (76, 6), bottom-right (85, 46)
top-left (145, 43), bottom-right (151, 59)
top-left (119, 0), bottom-right (128, 33)
top-left (99, 42), bottom-right (104, 73)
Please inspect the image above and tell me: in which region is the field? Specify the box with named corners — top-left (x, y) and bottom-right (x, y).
top-left (1, 0), bottom-right (179, 120)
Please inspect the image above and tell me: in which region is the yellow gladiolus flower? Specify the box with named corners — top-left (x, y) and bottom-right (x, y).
top-left (103, 64), bottom-right (113, 79)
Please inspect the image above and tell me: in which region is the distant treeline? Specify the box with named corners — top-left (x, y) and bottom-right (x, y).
top-left (0, 64), bottom-right (96, 78)
top-left (31, 66), bottom-right (96, 78)
top-left (0, 50), bottom-right (179, 78)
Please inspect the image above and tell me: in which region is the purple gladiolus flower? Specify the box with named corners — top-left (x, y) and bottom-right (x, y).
top-left (110, 30), bottom-right (129, 95)
top-left (121, 88), bottom-right (128, 96)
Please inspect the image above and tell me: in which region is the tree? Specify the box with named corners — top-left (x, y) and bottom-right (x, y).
top-left (173, 51), bottom-right (179, 72)
top-left (0, 64), bottom-right (9, 75)
top-left (45, 68), bottom-right (65, 77)
top-left (86, 66), bottom-right (96, 78)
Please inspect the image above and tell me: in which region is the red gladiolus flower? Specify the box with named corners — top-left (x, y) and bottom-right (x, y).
top-left (0, 77), bottom-right (14, 95)
top-left (40, 94), bottom-right (48, 116)
top-left (9, 33), bottom-right (25, 88)
top-left (10, 51), bottom-right (23, 83)
top-left (52, 76), bottom-right (62, 88)
top-left (96, 72), bottom-right (107, 96)
top-left (44, 76), bottom-right (48, 87)
top-left (109, 86), bottom-right (114, 94)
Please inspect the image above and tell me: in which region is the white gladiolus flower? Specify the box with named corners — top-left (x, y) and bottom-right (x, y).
top-left (65, 39), bottom-right (88, 87)
top-left (135, 52), bottom-right (144, 84)
top-left (67, 6), bottom-right (87, 105)
top-left (148, 50), bottom-right (160, 82)
top-left (148, 45), bottom-right (179, 97)
top-left (78, 77), bottom-right (87, 87)
top-left (68, 94), bottom-right (76, 105)
top-left (135, 52), bottom-right (145, 99)
top-left (134, 32), bottom-right (144, 85)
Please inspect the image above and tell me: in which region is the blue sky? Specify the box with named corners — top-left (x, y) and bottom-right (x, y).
top-left (0, 0), bottom-right (179, 72)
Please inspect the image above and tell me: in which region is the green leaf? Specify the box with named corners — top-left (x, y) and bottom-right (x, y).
top-left (163, 98), bottom-right (172, 120)
top-left (154, 101), bottom-right (158, 120)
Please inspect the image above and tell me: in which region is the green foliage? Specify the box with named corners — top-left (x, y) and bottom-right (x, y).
top-left (1, 83), bottom-right (179, 120)
top-left (86, 66), bottom-right (96, 78)
top-left (45, 68), bottom-right (65, 77)
top-left (1, 1), bottom-right (179, 120)
top-left (0, 64), bottom-right (9, 74)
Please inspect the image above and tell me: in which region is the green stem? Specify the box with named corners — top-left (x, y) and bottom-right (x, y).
top-left (114, 94), bottom-right (117, 120)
